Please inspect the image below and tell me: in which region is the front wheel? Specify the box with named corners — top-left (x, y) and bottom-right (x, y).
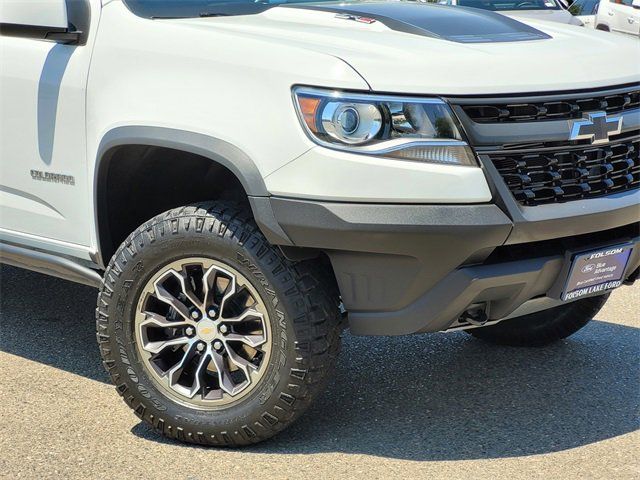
top-left (467, 294), bottom-right (609, 347)
top-left (96, 203), bottom-right (342, 446)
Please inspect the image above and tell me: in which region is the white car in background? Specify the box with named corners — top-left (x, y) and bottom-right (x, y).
top-left (438, 0), bottom-right (584, 24)
top-left (592, 0), bottom-right (640, 35)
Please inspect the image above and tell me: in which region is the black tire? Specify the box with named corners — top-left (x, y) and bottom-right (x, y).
top-left (96, 202), bottom-right (342, 446)
top-left (468, 294), bottom-right (609, 347)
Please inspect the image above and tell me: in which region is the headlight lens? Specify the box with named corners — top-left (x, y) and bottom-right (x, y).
top-left (293, 87), bottom-right (477, 166)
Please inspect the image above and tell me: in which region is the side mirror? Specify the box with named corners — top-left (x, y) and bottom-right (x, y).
top-left (0, 0), bottom-right (81, 44)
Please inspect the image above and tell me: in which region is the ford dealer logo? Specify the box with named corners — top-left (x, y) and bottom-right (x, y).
top-left (581, 264), bottom-right (596, 274)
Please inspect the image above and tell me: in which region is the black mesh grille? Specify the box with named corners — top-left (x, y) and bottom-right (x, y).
top-left (487, 137), bottom-right (640, 206)
top-left (462, 90), bottom-right (640, 123)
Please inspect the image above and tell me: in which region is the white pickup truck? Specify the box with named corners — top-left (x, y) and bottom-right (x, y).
top-left (0, 0), bottom-right (639, 447)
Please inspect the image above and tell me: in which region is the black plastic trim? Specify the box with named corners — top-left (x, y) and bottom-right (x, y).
top-left (0, 242), bottom-right (102, 288)
top-left (0, 1), bottom-right (91, 45)
top-left (94, 126), bottom-right (270, 268)
top-left (0, 23), bottom-right (81, 44)
top-left (269, 197), bottom-right (513, 318)
top-left (350, 238), bottom-right (639, 335)
top-left (454, 108), bottom-right (640, 147)
top-left (444, 82), bottom-right (640, 102)
top-left (267, 196), bottom-right (640, 335)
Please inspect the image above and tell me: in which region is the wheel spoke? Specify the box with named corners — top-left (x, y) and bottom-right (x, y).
top-left (217, 278), bottom-right (236, 316)
top-left (224, 333), bottom-right (267, 348)
top-left (142, 335), bottom-right (191, 355)
top-left (202, 266), bottom-right (217, 309)
top-left (180, 348), bottom-right (211, 399)
top-left (203, 265), bottom-right (236, 314)
top-left (211, 350), bottom-right (244, 395)
top-left (154, 271), bottom-right (194, 321)
top-left (139, 311), bottom-right (192, 330)
top-left (225, 343), bottom-right (259, 375)
top-left (178, 267), bottom-right (204, 310)
top-left (166, 339), bottom-right (198, 386)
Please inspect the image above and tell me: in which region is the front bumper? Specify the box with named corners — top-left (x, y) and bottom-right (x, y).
top-left (251, 191), bottom-right (639, 335)
top-left (253, 86), bottom-right (640, 335)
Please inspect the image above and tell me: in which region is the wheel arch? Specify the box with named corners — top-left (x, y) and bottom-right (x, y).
top-left (94, 126), bottom-right (291, 267)
top-left (96, 126), bottom-right (270, 196)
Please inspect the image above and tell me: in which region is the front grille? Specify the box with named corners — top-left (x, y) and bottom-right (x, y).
top-left (487, 137), bottom-right (640, 206)
top-left (462, 89), bottom-right (640, 123)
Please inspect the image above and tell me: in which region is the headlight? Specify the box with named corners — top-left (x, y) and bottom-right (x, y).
top-left (293, 87), bottom-right (477, 166)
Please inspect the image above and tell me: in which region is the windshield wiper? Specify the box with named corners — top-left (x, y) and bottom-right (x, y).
top-left (151, 12), bottom-right (230, 19)
top-left (199, 12), bottom-right (230, 17)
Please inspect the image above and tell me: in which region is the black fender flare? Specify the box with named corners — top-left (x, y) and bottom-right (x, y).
top-left (95, 126), bottom-right (269, 196)
top-left (93, 126), bottom-right (292, 267)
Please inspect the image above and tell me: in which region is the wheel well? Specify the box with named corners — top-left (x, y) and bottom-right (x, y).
top-left (96, 145), bottom-right (249, 265)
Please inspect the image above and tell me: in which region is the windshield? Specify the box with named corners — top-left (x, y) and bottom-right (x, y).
top-left (456, 0), bottom-right (561, 10)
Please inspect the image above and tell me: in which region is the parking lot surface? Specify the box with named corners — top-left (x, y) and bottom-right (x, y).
top-left (0, 265), bottom-right (638, 479)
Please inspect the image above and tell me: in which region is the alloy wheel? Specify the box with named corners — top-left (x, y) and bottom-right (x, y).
top-left (134, 258), bottom-right (271, 409)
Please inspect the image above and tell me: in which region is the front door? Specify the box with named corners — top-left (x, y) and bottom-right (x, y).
top-left (0, 1), bottom-right (98, 257)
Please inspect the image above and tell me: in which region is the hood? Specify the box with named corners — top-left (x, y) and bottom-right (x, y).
top-left (503, 8), bottom-right (582, 25)
top-left (174, 1), bottom-right (640, 95)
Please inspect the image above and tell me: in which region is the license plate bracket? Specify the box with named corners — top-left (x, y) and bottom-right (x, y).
top-left (560, 244), bottom-right (633, 301)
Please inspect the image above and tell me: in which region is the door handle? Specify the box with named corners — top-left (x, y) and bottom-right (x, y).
top-left (628, 17), bottom-right (637, 23)
top-left (607, 10), bottom-right (614, 15)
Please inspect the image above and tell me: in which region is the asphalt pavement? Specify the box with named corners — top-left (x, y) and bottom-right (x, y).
top-left (0, 264), bottom-right (638, 479)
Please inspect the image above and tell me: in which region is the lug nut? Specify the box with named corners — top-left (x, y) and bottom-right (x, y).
top-left (185, 327), bottom-right (194, 336)
top-left (213, 341), bottom-right (223, 351)
top-left (190, 310), bottom-right (200, 320)
top-left (219, 325), bottom-right (228, 335)
top-left (196, 342), bottom-right (206, 352)
top-left (207, 307), bottom-right (217, 318)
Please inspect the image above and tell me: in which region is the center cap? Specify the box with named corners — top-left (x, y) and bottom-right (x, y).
top-left (196, 319), bottom-right (217, 342)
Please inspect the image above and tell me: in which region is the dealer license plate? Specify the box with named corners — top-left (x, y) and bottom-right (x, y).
top-left (562, 245), bottom-right (633, 301)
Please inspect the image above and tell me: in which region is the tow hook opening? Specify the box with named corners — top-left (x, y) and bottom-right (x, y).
top-left (461, 305), bottom-right (489, 327)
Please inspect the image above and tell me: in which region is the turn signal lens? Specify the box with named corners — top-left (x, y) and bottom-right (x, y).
top-left (298, 96), bottom-right (321, 132)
